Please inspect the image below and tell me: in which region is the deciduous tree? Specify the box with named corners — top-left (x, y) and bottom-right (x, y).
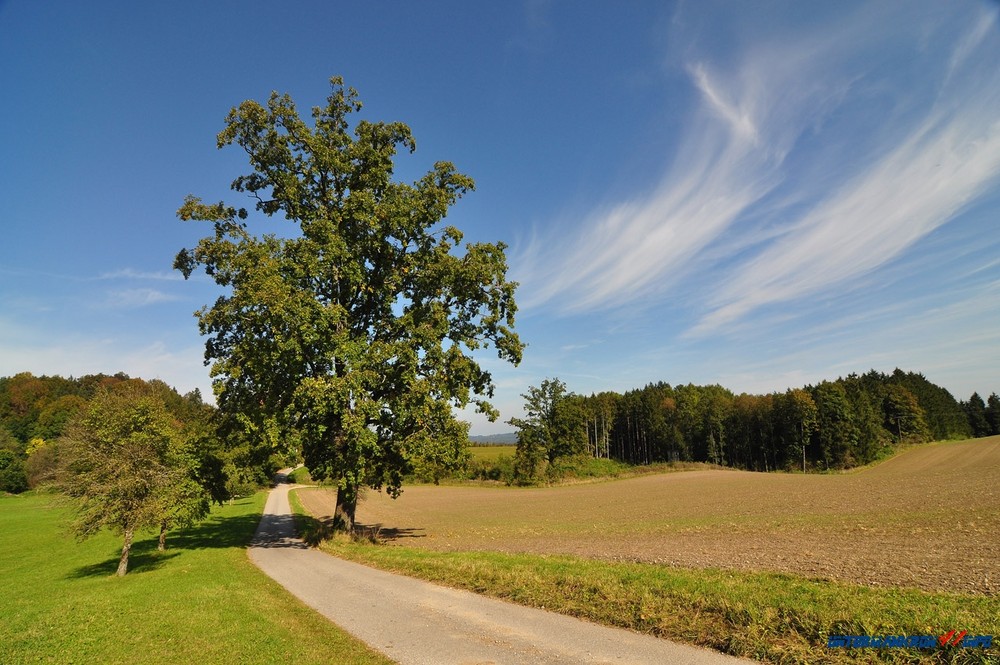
top-left (777, 388), bottom-right (818, 472)
top-left (175, 77), bottom-right (523, 527)
top-left (57, 386), bottom-right (191, 575)
top-left (882, 384), bottom-right (931, 443)
top-left (813, 381), bottom-right (859, 468)
top-left (510, 378), bottom-right (586, 479)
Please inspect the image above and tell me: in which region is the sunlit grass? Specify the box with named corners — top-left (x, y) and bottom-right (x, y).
top-left (0, 492), bottom-right (391, 665)
top-left (467, 445), bottom-right (517, 461)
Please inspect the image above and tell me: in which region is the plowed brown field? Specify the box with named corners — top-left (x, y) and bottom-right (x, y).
top-left (296, 437), bottom-right (1000, 595)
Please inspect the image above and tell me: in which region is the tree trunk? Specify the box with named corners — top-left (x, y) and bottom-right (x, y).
top-left (800, 423), bottom-right (806, 473)
top-left (117, 527), bottom-right (135, 577)
top-left (335, 482), bottom-right (357, 531)
top-left (158, 522), bottom-right (168, 551)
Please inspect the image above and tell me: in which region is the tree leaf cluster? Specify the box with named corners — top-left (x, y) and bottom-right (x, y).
top-left (51, 382), bottom-right (208, 574)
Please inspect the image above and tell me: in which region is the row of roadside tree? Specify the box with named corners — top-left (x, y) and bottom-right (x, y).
top-left (511, 369), bottom-right (999, 480)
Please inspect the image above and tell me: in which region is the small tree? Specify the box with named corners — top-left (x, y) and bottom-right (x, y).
top-left (57, 386), bottom-right (189, 575)
top-left (509, 378), bottom-right (586, 480)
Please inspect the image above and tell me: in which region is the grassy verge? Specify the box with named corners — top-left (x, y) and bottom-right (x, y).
top-left (289, 491), bottom-right (997, 664)
top-left (287, 466), bottom-right (314, 484)
top-left (0, 491), bottom-right (391, 665)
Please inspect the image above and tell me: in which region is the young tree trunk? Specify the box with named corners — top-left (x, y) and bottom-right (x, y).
top-left (158, 522), bottom-right (168, 551)
top-left (117, 526), bottom-right (135, 577)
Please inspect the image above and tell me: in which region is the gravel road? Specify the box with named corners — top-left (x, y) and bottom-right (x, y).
top-left (248, 474), bottom-right (754, 664)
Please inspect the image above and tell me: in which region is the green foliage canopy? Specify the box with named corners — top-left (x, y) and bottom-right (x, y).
top-left (57, 385), bottom-right (202, 575)
top-left (510, 378), bottom-right (587, 480)
top-left (175, 77), bottom-right (523, 525)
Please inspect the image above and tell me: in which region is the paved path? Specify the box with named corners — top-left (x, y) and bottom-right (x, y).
top-left (248, 475), bottom-right (755, 664)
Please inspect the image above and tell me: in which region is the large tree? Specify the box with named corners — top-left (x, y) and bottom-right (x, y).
top-left (175, 77), bottom-right (523, 527)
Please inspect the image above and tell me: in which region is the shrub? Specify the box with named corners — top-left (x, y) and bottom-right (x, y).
top-left (544, 455), bottom-right (630, 482)
top-left (461, 454), bottom-right (517, 485)
top-left (0, 450), bottom-right (28, 494)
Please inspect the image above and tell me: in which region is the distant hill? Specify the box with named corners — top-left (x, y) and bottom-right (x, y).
top-left (469, 432), bottom-right (518, 445)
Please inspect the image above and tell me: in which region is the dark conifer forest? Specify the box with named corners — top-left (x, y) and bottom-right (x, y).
top-left (509, 369), bottom-right (998, 474)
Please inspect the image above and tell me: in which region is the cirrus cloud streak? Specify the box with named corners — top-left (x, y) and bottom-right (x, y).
top-left (514, 2), bottom-right (1000, 343)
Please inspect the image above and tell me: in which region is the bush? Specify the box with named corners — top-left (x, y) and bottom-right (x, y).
top-left (461, 455), bottom-right (517, 485)
top-left (544, 455), bottom-right (631, 482)
top-left (0, 450), bottom-right (28, 494)
top-left (25, 444), bottom-right (58, 489)
top-left (0, 461), bottom-right (28, 493)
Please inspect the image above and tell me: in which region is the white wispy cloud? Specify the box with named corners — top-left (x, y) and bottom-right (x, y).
top-left (513, 3), bottom-right (858, 313)
top-left (98, 268), bottom-right (184, 281)
top-left (104, 288), bottom-right (180, 308)
top-left (694, 101), bottom-right (1000, 334)
top-left (515, 101), bottom-right (776, 311)
top-left (514, 1), bottom-right (1000, 341)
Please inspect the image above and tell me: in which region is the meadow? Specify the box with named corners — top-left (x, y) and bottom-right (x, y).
top-left (0, 492), bottom-right (390, 665)
top-left (467, 444), bottom-right (517, 461)
top-left (296, 436), bottom-right (1000, 663)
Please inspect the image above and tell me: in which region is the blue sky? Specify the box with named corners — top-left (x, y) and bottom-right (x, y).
top-left (2, 1), bottom-right (999, 434)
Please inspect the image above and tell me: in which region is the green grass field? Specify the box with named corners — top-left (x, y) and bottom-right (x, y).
top-left (0, 492), bottom-right (390, 665)
top-left (467, 444), bottom-right (517, 461)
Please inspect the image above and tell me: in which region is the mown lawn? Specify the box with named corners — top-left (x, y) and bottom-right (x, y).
top-left (0, 491), bottom-right (391, 665)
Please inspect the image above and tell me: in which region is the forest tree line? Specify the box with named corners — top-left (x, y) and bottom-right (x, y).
top-left (0, 371), bottom-right (300, 574)
top-left (0, 371), bottom-right (283, 497)
top-left (511, 369), bottom-right (999, 478)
